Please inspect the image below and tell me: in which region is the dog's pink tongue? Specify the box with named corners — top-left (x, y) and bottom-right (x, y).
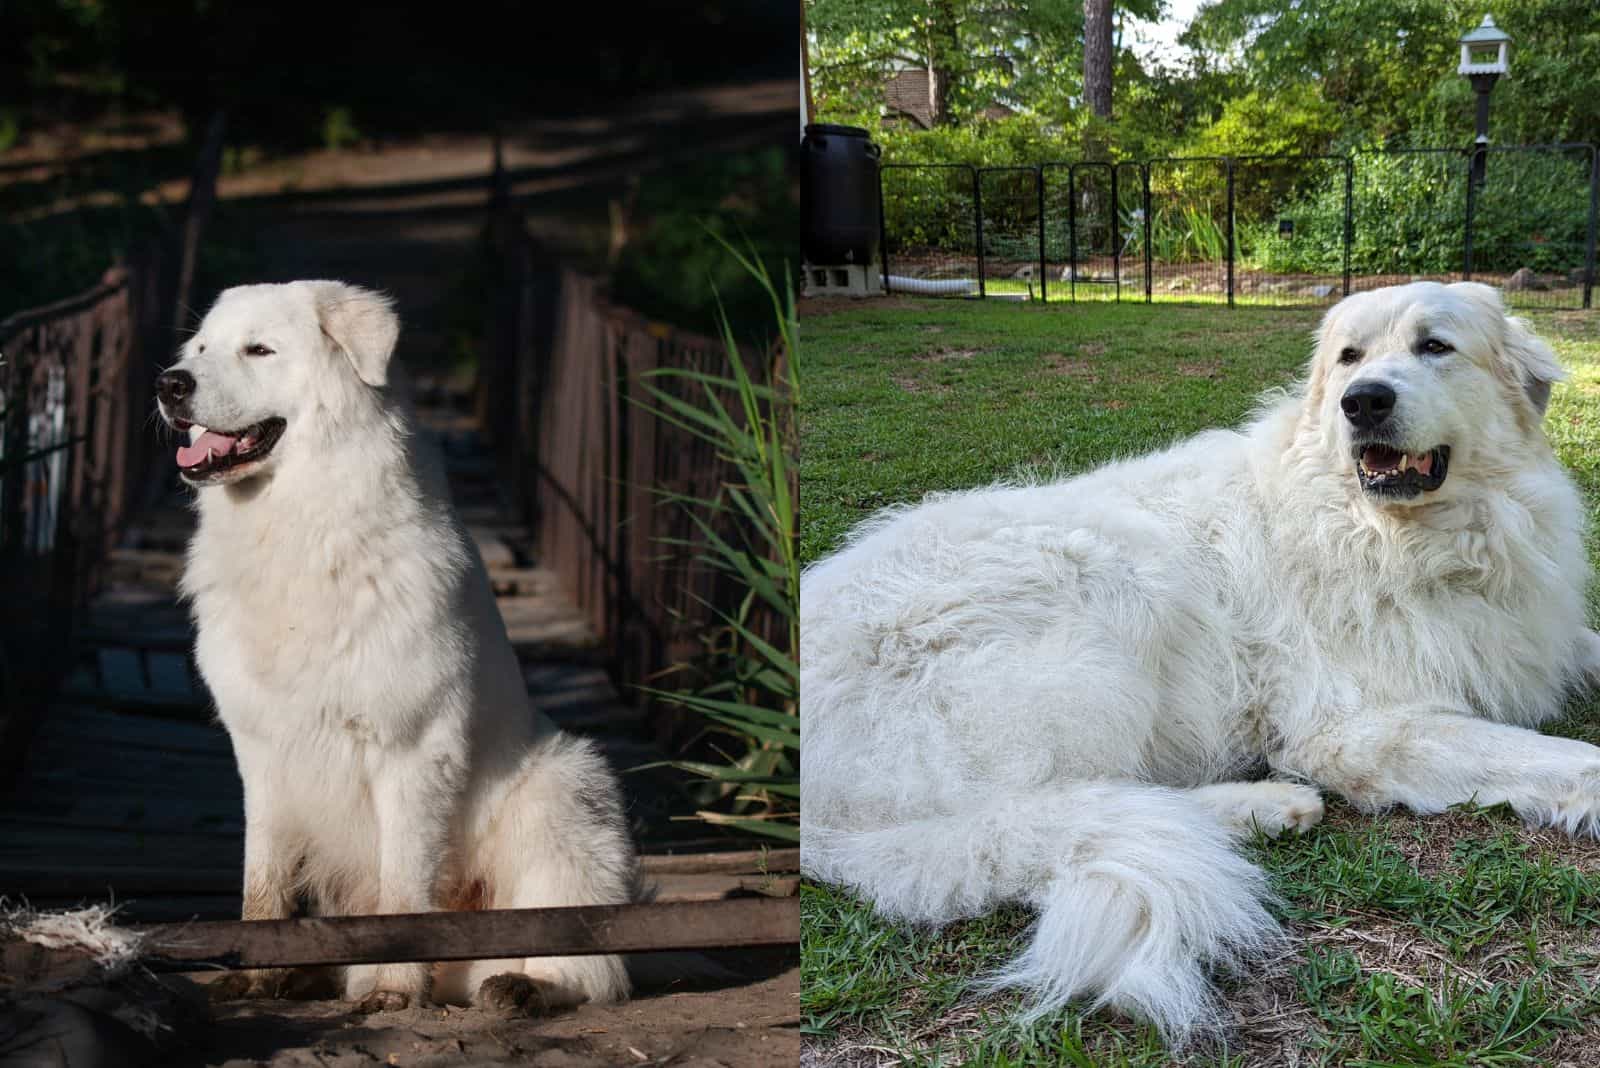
top-left (176, 429), bottom-right (239, 468)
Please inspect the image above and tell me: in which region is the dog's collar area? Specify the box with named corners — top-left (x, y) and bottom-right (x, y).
top-left (176, 417), bottom-right (287, 482)
top-left (1353, 443), bottom-right (1450, 498)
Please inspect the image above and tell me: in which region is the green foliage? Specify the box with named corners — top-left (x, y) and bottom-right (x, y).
top-left (320, 106), bottom-right (360, 152)
top-left (1294, 947), bottom-right (1597, 1065)
top-left (611, 146), bottom-right (795, 337)
top-left (1246, 148), bottom-right (1590, 276)
top-left (807, 0), bottom-right (1148, 128)
top-left (636, 240), bottom-right (798, 842)
top-left (1183, 86), bottom-right (1341, 159)
top-left (0, 111), bottom-right (19, 155)
top-left (1149, 201), bottom-right (1227, 264)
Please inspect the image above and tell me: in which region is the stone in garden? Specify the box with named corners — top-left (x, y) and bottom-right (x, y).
top-left (1013, 264), bottom-right (1035, 279)
top-left (1165, 275), bottom-right (1194, 291)
top-left (1506, 267), bottom-right (1543, 291)
top-left (1309, 284), bottom-right (1336, 298)
top-left (1569, 267), bottom-right (1589, 285)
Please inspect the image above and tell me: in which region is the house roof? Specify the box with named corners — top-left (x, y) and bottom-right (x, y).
top-left (883, 69), bottom-right (1018, 128)
top-left (884, 69), bottom-right (932, 128)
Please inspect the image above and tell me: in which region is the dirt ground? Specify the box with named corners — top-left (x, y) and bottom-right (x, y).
top-left (199, 962), bottom-right (798, 1068)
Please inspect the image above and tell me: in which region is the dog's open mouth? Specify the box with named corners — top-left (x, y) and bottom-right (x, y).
top-left (173, 417), bottom-right (286, 482)
top-left (1353, 442), bottom-right (1450, 498)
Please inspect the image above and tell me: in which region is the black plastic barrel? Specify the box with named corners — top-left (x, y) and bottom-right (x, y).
top-left (801, 123), bottom-right (881, 266)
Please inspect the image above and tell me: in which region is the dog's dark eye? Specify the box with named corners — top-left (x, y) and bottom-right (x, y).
top-left (1338, 347), bottom-right (1363, 365)
top-left (243, 343), bottom-right (275, 357)
top-left (1419, 338), bottom-right (1452, 355)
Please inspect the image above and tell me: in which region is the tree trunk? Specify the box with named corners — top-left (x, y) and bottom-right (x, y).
top-left (173, 110), bottom-right (227, 331)
top-left (926, 0), bottom-right (959, 126)
top-left (1083, 0), bottom-right (1113, 120)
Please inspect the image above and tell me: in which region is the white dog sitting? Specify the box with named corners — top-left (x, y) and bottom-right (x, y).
top-left (800, 282), bottom-right (1600, 1043)
top-left (155, 281), bottom-right (639, 1014)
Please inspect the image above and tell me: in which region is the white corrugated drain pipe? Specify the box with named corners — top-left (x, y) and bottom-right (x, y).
top-left (883, 275), bottom-right (980, 295)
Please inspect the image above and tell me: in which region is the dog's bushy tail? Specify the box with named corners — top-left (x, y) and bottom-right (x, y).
top-left (803, 782), bottom-right (1280, 1044)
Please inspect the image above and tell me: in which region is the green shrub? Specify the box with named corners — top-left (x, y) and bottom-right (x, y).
top-left (1248, 148), bottom-right (1590, 276)
top-left (611, 146), bottom-right (794, 336)
top-left (320, 106), bottom-right (360, 151)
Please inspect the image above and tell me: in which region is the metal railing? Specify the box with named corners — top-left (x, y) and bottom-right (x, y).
top-left (0, 250), bottom-right (167, 784)
top-left (879, 144), bottom-right (1598, 310)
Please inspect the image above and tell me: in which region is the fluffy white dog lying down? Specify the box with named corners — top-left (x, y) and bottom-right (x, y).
top-left (155, 281), bottom-right (639, 1014)
top-left (800, 282), bottom-right (1600, 1042)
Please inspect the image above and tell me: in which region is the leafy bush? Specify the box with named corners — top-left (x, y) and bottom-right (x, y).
top-left (1248, 148), bottom-right (1590, 276)
top-left (611, 145), bottom-right (795, 337)
top-left (1183, 86), bottom-right (1341, 160)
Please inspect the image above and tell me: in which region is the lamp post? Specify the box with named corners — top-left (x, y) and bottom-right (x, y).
top-left (1458, 14), bottom-right (1511, 188)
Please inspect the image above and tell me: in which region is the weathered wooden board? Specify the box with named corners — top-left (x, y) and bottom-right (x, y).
top-left (2, 897), bottom-right (799, 989)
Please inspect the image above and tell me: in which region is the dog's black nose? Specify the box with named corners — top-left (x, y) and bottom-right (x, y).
top-left (1340, 381), bottom-right (1396, 430)
top-left (156, 369), bottom-right (195, 405)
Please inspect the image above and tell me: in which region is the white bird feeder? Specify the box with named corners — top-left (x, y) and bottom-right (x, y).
top-left (1458, 14), bottom-right (1510, 77)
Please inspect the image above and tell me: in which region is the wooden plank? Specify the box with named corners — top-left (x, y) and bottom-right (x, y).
top-left (75, 625), bottom-right (192, 652)
top-left (649, 873), bottom-right (800, 901)
top-left (639, 848), bottom-right (798, 876)
top-left (96, 647), bottom-right (147, 696)
top-left (147, 897), bottom-right (796, 971)
top-left (145, 653), bottom-right (196, 699)
top-left (0, 863), bottom-right (240, 897)
top-left (0, 898), bottom-right (798, 987)
top-left (31, 704), bottom-right (230, 757)
top-left (4, 794), bottom-right (243, 835)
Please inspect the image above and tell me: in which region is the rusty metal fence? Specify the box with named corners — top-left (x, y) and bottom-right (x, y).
top-left (878, 144), bottom-right (1598, 310)
top-left (0, 250), bottom-right (167, 782)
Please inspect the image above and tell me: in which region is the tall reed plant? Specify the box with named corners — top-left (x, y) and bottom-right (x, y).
top-left (633, 238), bottom-right (799, 842)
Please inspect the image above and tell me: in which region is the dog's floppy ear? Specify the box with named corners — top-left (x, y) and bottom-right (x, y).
top-left (310, 281), bottom-right (399, 387)
top-left (1501, 314), bottom-right (1566, 416)
top-left (1448, 282), bottom-right (1565, 416)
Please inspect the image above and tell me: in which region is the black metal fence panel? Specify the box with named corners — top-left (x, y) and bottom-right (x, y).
top-left (1144, 158), bottom-right (1231, 304)
top-left (875, 144), bottom-right (1598, 311)
top-left (880, 163), bottom-right (981, 298)
top-left (1231, 154), bottom-right (1352, 306)
top-left (1060, 163), bottom-right (1124, 303)
top-left (977, 167), bottom-right (1043, 300)
top-left (1347, 148), bottom-right (1469, 296)
top-left (1468, 144), bottom-right (1595, 309)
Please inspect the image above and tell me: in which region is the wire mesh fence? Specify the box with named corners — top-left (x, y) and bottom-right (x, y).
top-left (977, 167), bottom-right (1043, 299)
top-left (1347, 147), bottom-right (1469, 296)
top-left (875, 144), bottom-right (1597, 311)
top-left (1468, 144), bottom-right (1597, 309)
top-left (1147, 157), bottom-right (1231, 304)
top-left (880, 163), bottom-right (981, 298)
top-left (1232, 154), bottom-right (1351, 307)
top-left (1046, 163), bottom-right (1120, 303)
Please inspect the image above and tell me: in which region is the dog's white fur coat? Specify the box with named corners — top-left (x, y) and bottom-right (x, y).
top-left (162, 281), bottom-right (638, 1012)
top-left (800, 282), bottom-right (1600, 1042)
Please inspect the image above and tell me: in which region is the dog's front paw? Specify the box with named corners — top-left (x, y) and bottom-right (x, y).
top-left (474, 973), bottom-right (551, 1018)
top-left (354, 989), bottom-right (412, 1014)
top-left (346, 962), bottom-right (430, 1013)
top-left (207, 968), bottom-right (302, 1001)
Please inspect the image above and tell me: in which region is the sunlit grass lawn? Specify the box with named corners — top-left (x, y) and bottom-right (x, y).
top-left (799, 296), bottom-right (1600, 1066)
